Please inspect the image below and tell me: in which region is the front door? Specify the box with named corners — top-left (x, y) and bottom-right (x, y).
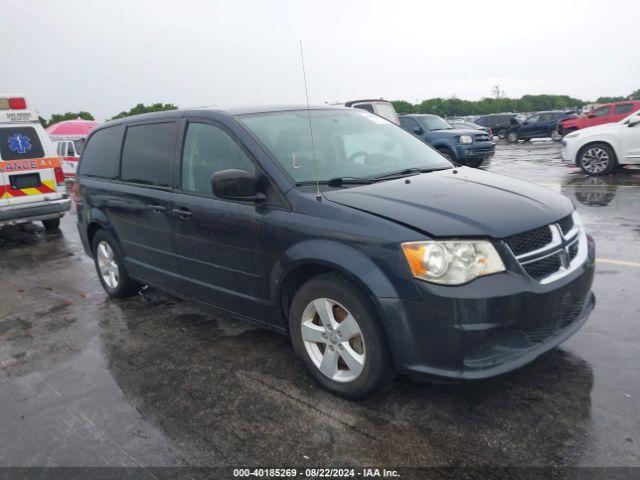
top-left (620, 116), bottom-right (640, 165)
top-left (170, 120), bottom-right (268, 321)
top-left (520, 114), bottom-right (540, 137)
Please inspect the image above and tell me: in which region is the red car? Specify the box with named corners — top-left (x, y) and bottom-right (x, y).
top-left (559, 100), bottom-right (640, 135)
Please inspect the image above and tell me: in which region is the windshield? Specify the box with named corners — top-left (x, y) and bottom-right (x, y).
top-left (417, 115), bottom-right (453, 131)
top-left (238, 109), bottom-right (451, 184)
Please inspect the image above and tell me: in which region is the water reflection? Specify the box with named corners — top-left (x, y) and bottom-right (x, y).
top-left (102, 289), bottom-right (594, 466)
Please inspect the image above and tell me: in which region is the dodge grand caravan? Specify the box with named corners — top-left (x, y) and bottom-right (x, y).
top-left (76, 106), bottom-right (596, 399)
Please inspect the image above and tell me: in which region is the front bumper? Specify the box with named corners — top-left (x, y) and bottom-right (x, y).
top-left (377, 237), bottom-right (596, 379)
top-left (0, 197), bottom-right (71, 227)
top-left (453, 142), bottom-right (496, 160)
top-left (560, 140), bottom-right (576, 163)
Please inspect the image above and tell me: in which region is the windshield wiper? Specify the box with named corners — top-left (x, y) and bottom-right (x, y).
top-left (373, 166), bottom-right (450, 181)
top-left (296, 177), bottom-right (374, 187)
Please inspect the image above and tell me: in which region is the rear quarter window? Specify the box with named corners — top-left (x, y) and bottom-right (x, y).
top-left (120, 122), bottom-right (177, 187)
top-left (615, 103), bottom-right (634, 115)
top-left (79, 124), bottom-right (124, 178)
top-left (0, 126), bottom-right (44, 160)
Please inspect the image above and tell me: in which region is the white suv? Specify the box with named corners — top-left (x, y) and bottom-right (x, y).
top-left (561, 110), bottom-right (640, 175)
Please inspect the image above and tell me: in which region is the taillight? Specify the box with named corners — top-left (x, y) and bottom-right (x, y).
top-left (8, 97), bottom-right (27, 110)
top-left (54, 166), bottom-right (65, 186)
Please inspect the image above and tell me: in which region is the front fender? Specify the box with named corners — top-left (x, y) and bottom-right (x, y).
top-left (270, 239), bottom-right (402, 307)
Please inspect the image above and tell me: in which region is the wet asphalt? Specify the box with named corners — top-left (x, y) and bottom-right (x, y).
top-left (0, 140), bottom-right (639, 469)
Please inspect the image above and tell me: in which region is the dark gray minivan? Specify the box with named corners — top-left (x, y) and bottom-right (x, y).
top-left (77, 106), bottom-right (596, 399)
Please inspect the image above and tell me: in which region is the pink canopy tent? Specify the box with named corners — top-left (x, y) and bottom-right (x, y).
top-left (46, 119), bottom-right (99, 140)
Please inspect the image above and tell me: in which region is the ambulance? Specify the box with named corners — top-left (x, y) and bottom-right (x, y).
top-left (0, 95), bottom-right (71, 230)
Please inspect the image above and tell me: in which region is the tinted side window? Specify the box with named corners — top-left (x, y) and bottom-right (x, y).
top-left (79, 125), bottom-right (124, 178)
top-left (0, 126), bottom-right (45, 161)
top-left (121, 122), bottom-right (177, 187)
top-left (181, 122), bottom-right (255, 195)
top-left (399, 117), bottom-right (420, 130)
top-left (353, 103), bottom-right (375, 114)
top-left (615, 103), bottom-right (633, 114)
top-left (593, 106), bottom-right (610, 117)
top-left (475, 117), bottom-right (486, 126)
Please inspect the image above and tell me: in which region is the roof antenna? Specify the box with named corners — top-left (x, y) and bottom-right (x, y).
top-left (299, 40), bottom-right (321, 201)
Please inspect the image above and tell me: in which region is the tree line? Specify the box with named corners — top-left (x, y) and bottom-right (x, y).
top-left (391, 89), bottom-right (640, 117)
top-left (38, 90), bottom-right (639, 126)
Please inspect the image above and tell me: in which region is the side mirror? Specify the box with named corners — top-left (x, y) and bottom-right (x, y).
top-left (629, 119), bottom-right (640, 127)
top-left (211, 169), bottom-right (266, 202)
top-left (523, 121), bottom-right (529, 125)
top-left (412, 126), bottom-right (424, 135)
top-left (587, 114), bottom-right (595, 118)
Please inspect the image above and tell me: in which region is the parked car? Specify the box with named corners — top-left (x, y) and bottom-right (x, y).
top-left (474, 113), bottom-right (519, 139)
top-left (399, 114), bottom-right (495, 167)
top-left (561, 110), bottom-right (640, 175)
top-left (559, 101), bottom-right (640, 136)
top-left (54, 139), bottom-right (85, 178)
top-left (77, 105), bottom-right (595, 399)
top-left (507, 111), bottom-right (576, 143)
top-left (343, 99), bottom-right (399, 125)
top-left (448, 120), bottom-right (492, 136)
top-left (0, 94), bottom-right (70, 230)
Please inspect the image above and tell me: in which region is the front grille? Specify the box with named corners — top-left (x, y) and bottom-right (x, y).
top-left (568, 241), bottom-right (579, 261)
top-left (522, 254), bottom-right (562, 280)
top-left (465, 298), bottom-right (587, 367)
top-left (505, 225), bottom-right (552, 256)
top-left (557, 215), bottom-right (574, 235)
top-left (474, 134), bottom-right (492, 143)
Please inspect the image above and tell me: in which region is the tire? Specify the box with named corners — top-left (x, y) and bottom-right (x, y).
top-left (42, 218), bottom-right (60, 231)
top-left (577, 143), bottom-right (617, 176)
top-left (551, 127), bottom-right (562, 142)
top-left (507, 131), bottom-right (519, 143)
top-left (497, 128), bottom-right (507, 139)
top-left (92, 229), bottom-right (141, 297)
top-left (289, 272), bottom-right (395, 399)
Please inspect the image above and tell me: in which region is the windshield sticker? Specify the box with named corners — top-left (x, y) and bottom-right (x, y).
top-left (8, 133), bottom-right (32, 154)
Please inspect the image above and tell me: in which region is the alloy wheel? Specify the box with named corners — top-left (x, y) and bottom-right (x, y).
top-left (581, 147), bottom-right (610, 174)
top-left (97, 241), bottom-right (119, 289)
top-left (551, 128), bottom-right (562, 141)
top-left (300, 298), bottom-right (366, 383)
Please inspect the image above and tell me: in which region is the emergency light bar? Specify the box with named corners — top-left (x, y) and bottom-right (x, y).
top-left (0, 96), bottom-right (28, 110)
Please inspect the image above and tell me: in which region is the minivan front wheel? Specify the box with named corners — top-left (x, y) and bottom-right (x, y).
top-left (92, 230), bottom-right (141, 297)
top-left (289, 273), bottom-right (394, 399)
top-left (507, 131), bottom-right (519, 143)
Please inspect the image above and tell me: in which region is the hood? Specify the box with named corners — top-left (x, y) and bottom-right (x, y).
top-left (430, 128), bottom-right (479, 136)
top-left (323, 167), bottom-right (573, 238)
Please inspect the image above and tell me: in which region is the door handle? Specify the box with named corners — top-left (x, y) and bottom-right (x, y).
top-left (172, 207), bottom-right (193, 219)
top-left (149, 204), bottom-right (167, 213)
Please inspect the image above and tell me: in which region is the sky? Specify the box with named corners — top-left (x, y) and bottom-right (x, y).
top-left (2, 0), bottom-right (639, 121)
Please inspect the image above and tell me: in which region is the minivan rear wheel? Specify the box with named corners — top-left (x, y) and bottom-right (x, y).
top-left (497, 128), bottom-right (507, 139)
top-left (92, 230), bottom-right (141, 297)
top-left (289, 272), bottom-right (394, 399)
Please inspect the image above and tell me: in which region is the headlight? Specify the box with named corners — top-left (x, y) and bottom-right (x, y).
top-left (401, 240), bottom-right (505, 285)
top-left (565, 132), bottom-right (580, 139)
top-left (458, 135), bottom-right (473, 144)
